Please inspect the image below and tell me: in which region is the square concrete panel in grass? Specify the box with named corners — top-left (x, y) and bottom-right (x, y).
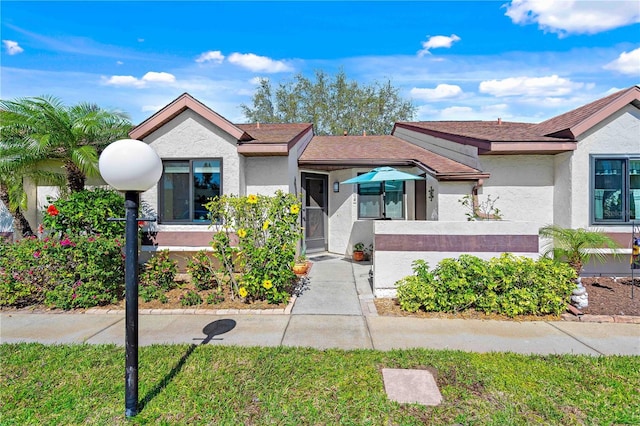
top-left (382, 368), bottom-right (442, 406)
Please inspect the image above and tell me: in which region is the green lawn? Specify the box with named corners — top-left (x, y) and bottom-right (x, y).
top-left (1, 343), bottom-right (638, 425)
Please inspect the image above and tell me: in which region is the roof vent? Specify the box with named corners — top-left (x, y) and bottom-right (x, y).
top-left (257, 122), bottom-right (260, 129)
top-left (497, 118), bottom-right (502, 125)
top-left (363, 130), bottom-right (367, 136)
top-left (343, 130), bottom-right (348, 136)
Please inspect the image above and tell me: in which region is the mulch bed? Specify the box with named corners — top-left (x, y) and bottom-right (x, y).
top-left (374, 277), bottom-right (640, 320)
top-left (580, 277), bottom-right (640, 316)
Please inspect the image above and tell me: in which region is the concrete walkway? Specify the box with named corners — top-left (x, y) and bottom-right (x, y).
top-left (1, 256), bottom-right (639, 355)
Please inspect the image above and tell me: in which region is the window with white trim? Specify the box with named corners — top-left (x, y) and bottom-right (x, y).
top-left (159, 159), bottom-right (221, 223)
top-left (592, 156), bottom-right (640, 224)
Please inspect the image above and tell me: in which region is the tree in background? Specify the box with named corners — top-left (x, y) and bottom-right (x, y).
top-left (240, 70), bottom-right (416, 135)
top-left (0, 96), bottom-right (131, 193)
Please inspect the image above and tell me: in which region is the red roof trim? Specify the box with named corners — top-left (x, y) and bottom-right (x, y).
top-left (129, 93), bottom-right (248, 141)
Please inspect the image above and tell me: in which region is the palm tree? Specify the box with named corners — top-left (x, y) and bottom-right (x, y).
top-left (0, 139), bottom-right (65, 238)
top-left (0, 95), bottom-right (132, 193)
top-left (539, 225), bottom-right (620, 275)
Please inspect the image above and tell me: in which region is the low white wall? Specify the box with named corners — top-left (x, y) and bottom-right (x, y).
top-left (373, 220), bottom-right (541, 297)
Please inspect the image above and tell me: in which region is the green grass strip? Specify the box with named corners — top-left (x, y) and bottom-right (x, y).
top-left (1, 344), bottom-right (638, 425)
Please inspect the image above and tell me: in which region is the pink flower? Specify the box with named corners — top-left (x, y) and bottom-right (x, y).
top-left (72, 293), bottom-right (77, 299)
top-left (60, 237), bottom-right (72, 246)
top-left (33, 251), bottom-right (40, 258)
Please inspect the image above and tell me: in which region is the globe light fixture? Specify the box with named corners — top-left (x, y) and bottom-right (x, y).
top-left (99, 139), bottom-right (162, 418)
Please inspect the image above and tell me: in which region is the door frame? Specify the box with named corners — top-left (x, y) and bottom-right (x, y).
top-left (301, 172), bottom-right (328, 252)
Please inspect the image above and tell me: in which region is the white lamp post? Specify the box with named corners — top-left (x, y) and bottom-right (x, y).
top-left (99, 139), bottom-right (162, 418)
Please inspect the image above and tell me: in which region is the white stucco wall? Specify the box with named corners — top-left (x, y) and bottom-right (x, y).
top-left (326, 168), bottom-right (356, 254)
top-left (478, 155), bottom-right (555, 227)
top-left (373, 220), bottom-right (541, 297)
top-left (245, 157), bottom-right (289, 195)
top-left (436, 181), bottom-right (474, 221)
top-left (565, 104), bottom-right (640, 230)
top-left (553, 151), bottom-right (573, 229)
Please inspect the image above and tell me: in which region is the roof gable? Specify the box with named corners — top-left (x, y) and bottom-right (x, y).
top-left (531, 86), bottom-right (640, 139)
top-left (129, 93), bottom-right (249, 141)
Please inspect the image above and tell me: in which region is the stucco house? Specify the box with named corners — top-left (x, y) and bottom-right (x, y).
top-left (4, 86), bottom-right (638, 296)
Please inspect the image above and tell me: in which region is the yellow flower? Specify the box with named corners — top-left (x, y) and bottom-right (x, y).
top-left (263, 279), bottom-right (273, 290)
top-left (238, 287), bottom-right (248, 298)
top-left (290, 204), bottom-right (300, 214)
top-left (247, 194), bottom-right (258, 204)
top-left (262, 220), bottom-right (270, 230)
top-left (237, 229), bottom-right (247, 238)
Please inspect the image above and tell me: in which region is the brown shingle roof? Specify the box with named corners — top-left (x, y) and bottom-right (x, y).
top-left (531, 86), bottom-right (640, 138)
top-left (395, 121), bottom-right (562, 142)
top-left (299, 135), bottom-right (484, 178)
top-left (236, 123), bottom-right (313, 144)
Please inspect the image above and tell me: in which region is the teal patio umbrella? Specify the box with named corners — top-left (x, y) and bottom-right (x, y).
top-left (341, 167), bottom-right (424, 218)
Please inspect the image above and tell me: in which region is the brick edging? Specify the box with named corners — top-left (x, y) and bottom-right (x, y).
top-left (5, 295), bottom-right (298, 316)
top-left (561, 313), bottom-right (640, 324)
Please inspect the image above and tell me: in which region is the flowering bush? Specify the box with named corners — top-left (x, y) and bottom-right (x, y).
top-left (206, 191), bottom-right (302, 304)
top-left (42, 188), bottom-right (126, 238)
top-left (0, 235), bottom-right (124, 309)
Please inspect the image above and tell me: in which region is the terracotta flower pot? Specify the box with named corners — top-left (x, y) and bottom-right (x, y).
top-left (293, 262), bottom-right (309, 275)
top-left (353, 251), bottom-right (365, 262)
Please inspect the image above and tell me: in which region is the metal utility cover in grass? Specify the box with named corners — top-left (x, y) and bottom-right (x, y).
top-left (382, 368), bottom-right (442, 406)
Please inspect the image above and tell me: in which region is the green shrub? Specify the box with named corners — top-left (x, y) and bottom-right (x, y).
top-left (0, 235), bottom-right (125, 309)
top-left (395, 254), bottom-right (576, 317)
top-left (206, 287), bottom-right (225, 305)
top-left (140, 250), bottom-right (178, 292)
top-left (180, 290), bottom-right (202, 306)
top-left (42, 188), bottom-right (126, 238)
top-left (186, 251), bottom-right (219, 291)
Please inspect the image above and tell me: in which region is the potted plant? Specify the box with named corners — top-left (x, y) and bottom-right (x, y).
top-left (292, 250), bottom-right (310, 275)
top-left (353, 242), bottom-right (365, 262)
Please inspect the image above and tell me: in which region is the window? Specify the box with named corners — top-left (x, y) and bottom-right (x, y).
top-left (160, 159), bottom-right (221, 223)
top-left (592, 156), bottom-right (640, 224)
top-left (357, 181), bottom-right (405, 219)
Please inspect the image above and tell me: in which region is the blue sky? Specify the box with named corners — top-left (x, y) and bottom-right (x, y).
top-left (2, 1), bottom-right (639, 127)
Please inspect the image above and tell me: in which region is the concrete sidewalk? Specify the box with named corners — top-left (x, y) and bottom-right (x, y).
top-left (1, 256), bottom-right (639, 356)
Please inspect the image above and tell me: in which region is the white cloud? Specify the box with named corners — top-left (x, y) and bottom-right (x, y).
top-left (141, 71), bottom-right (175, 83)
top-left (196, 50), bottom-right (225, 64)
top-left (479, 75), bottom-right (583, 97)
top-left (440, 106), bottom-right (474, 118)
top-left (103, 75), bottom-right (145, 88)
top-left (604, 48), bottom-right (640, 75)
top-left (2, 40), bottom-right (24, 55)
top-left (103, 71), bottom-right (176, 88)
top-left (228, 52), bottom-right (292, 73)
top-left (410, 84), bottom-right (463, 101)
top-left (116, 61), bottom-right (123, 65)
top-left (418, 34), bottom-right (460, 56)
top-left (505, 0), bottom-right (640, 36)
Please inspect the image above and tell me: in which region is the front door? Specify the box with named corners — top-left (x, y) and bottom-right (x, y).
top-left (302, 172), bottom-right (328, 252)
